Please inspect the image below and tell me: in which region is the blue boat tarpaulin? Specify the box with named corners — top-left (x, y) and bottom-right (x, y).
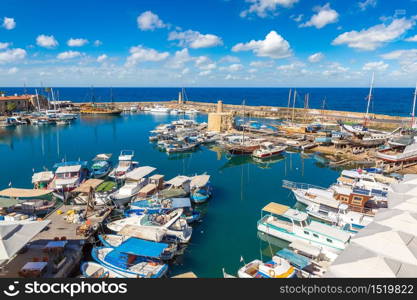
top-left (115, 237), bottom-right (168, 258)
top-left (171, 198), bottom-right (191, 209)
top-left (276, 249), bottom-right (311, 270)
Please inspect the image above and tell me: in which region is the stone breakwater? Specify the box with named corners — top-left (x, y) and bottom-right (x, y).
top-left (75, 100), bottom-right (411, 130)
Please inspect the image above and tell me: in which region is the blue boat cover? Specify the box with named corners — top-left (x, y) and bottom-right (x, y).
top-left (115, 238), bottom-right (168, 258)
top-left (171, 197), bottom-right (191, 209)
top-left (275, 249), bottom-right (311, 270)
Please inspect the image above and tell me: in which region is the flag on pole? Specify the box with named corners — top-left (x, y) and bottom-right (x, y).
top-left (240, 256), bottom-right (244, 262)
top-left (8, 181), bottom-right (12, 187)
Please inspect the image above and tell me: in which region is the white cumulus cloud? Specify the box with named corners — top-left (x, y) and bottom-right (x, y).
top-left (0, 42), bottom-right (10, 49)
top-left (0, 48), bottom-right (26, 64)
top-left (2, 17), bottom-right (16, 30)
top-left (7, 67), bottom-right (18, 74)
top-left (241, 0), bottom-right (299, 18)
top-left (93, 40), bottom-right (103, 47)
top-left (97, 54), bottom-right (108, 63)
top-left (358, 0), bottom-right (377, 11)
top-left (57, 51), bottom-right (82, 60)
top-left (332, 17), bottom-right (416, 51)
top-left (232, 30), bottom-right (292, 59)
top-left (125, 45), bottom-right (169, 67)
top-left (308, 52), bottom-right (324, 63)
top-left (67, 38), bottom-right (88, 47)
top-left (36, 34), bottom-right (58, 48)
top-left (137, 11), bottom-right (166, 31)
top-left (168, 30), bottom-right (223, 49)
top-left (405, 35), bottom-right (417, 42)
top-left (300, 3), bottom-right (339, 29)
top-left (363, 61), bottom-right (388, 71)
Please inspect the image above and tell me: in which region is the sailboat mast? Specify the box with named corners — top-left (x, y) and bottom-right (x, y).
top-left (287, 89), bottom-right (292, 121)
top-left (364, 72), bottom-right (374, 125)
top-left (35, 89), bottom-right (41, 112)
top-left (242, 99), bottom-right (246, 145)
top-left (292, 89), bottom-right (297, 123)
top-left (51, 88), bottom-right (57, 111)
top-left (412, 82), bottom-right (417, 128)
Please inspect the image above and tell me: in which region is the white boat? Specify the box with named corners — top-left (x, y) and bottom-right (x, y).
top-left (130, 105), bottom-right (138, 113)
top-left (109, 181), bottom-right (145, 207)
top-left (170, 109), bottom-right (179, 115)
top-left (107, 208), bottom-right (192, 244)
top-left (81, 262), bottom-right (125, 278)
top-left (184, 109), bottom-right (199, 115)
top-left (108, 150), bottom-right (138, 180)
top-left (306, 201), bottom-right (373, 233)
top-left (377, 137), bottom-right (417, 163)
top-left (150, 106), bottom-right (171, 114)
top-left (252, 142), bottom-right (287, 159)
top-left (237, 256), bottom-right (296, 278)
top-left (257, 202), bottom-right (351, 258)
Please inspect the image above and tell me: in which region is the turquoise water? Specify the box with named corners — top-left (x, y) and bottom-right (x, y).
top-left (0, 113), bottom-right (340, 277)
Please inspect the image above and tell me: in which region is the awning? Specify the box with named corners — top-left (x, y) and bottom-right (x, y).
top-left (276, 248), bottom-right (311, 270)
top-left (0, 220), bottom-right (51, 260)
top-left (165, 176), bottom-right (190, 187)
top-left (125, 166), bottom-right (156, 181)
top-left (31, 171), bottom-right (54, 183)
top-left (0, 188), bottom-right (52, 198)
top-left (289, 240), bottom-right (322, 258)
top-left (56, 165), bottom-right (82, 173)
top-left (115, 237), bottom-right (168, 258)
top-left (72, 179), bottom-right (104, 194)
top-left (171, 198), bottom-right (191, 209)
top-left (262, 202), bottom-right (289, 215)
top-left (190, 175), bottom-right (210, 188)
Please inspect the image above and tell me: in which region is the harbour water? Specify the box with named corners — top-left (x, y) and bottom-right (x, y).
top-left (2, 87), bottom-right (416, 116)
top-left (0, 113), bottom-right (343, 277)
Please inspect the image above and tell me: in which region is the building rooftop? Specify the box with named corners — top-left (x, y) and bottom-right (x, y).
top-left (0, 95), bottom-right (33, 101)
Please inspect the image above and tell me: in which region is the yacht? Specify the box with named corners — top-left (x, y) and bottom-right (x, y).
top-left (257, 202), bottom-right (351, 257)
top-left (107, 208), bottom-right (192, 244)
top-left (150, 106), bottom-right (171, 114)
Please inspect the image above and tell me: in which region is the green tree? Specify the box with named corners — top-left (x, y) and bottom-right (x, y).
top-left (6, 102), bottom-right (17, 113)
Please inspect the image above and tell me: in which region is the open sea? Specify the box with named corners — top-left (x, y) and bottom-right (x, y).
top-left (0, 112), bottom-right (343, 277)
top-left (1, 87), bottom-right (416, 116)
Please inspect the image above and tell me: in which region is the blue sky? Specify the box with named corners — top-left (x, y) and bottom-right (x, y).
top-left (1, 0), bottom-right (417, 87)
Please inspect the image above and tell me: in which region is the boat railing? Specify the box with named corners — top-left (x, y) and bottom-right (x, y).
top-left (282, 180), bottom-right (326, 191)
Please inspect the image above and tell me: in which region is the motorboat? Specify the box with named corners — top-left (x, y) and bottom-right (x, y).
top-left (98, 234), bottom-right (177, 261)
top-left (91, 242), bottom-right (168, 278)
top-left (257, 202), bottom-right (351, 258)
top-left (107, 208), bottom-right (192, 244)
top-left (237, 256), bottom-right (296, 278)
top-left (252, 142), bottom-right (287, 159)
top-left (91, 153), bottom-right (113, 179)
top-left (190, 174), bottom-right (211, 204)
top-left (81, 262), bottom-right (125, 278)
top-left (108, 150), bottom-right (138, 180)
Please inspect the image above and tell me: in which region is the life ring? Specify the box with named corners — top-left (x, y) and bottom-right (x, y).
top-left (268, 269), bottom-right (275, 278)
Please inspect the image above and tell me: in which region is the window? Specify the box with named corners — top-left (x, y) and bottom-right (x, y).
top-left (304, 231), bottom-right (309, 235)
top-left (313, 233), bottom-right (319, 238)
top-left (326, 238), bottom-right (333, 243)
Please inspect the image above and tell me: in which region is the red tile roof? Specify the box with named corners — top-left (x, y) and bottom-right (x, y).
top-left (0, 94), bottom-right (33, 101)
